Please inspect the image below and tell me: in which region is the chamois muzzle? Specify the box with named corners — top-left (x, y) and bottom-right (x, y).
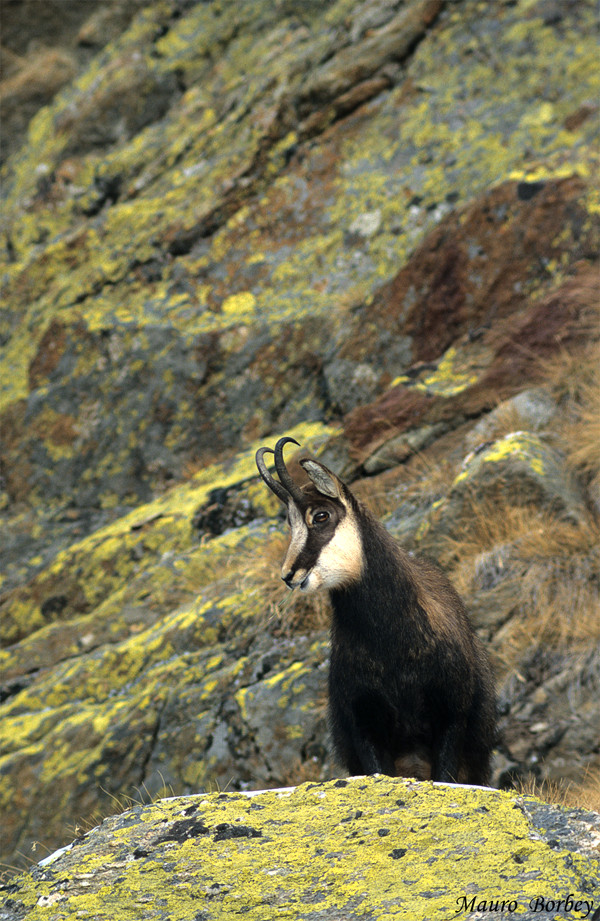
top-left (255, 436), bottom-right (304, 506)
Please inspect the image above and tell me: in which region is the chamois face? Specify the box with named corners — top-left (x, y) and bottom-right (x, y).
top-left (282, 489), bottom-right (363, 592)
top-left (255, 439), bottom-right (364, 593)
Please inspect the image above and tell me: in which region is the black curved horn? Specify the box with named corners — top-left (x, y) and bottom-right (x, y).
top-left (274, 437), bottom-right (304, 503)
top-left (255, 446), bottom-right (290, 504)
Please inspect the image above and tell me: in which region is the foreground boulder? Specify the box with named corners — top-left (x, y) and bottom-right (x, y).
top-left (2, 776), bottom-right (598, 920)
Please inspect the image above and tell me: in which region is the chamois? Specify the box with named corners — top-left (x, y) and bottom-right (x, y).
top-left (256, 437), bottom-right (496, 785)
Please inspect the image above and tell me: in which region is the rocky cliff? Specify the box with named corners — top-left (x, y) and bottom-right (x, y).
top-left (1, 0), bottom-right (599, 881)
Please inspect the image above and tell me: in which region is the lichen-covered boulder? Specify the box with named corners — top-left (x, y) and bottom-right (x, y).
top-left (2, 776), bottom-right (598, 921)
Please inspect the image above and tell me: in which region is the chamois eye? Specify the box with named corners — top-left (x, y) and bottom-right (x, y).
top-left (313, 510), bottom-right (330, 524)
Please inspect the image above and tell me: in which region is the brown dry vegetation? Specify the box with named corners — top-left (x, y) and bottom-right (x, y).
top-left (359, 449), bottom-right (459, 518)
top-left (557, 346), bottom-right (600, 509)
top-left (429, 347), bottom-right (599, 808)
top-left (517, 765), bottom-right (600, 815)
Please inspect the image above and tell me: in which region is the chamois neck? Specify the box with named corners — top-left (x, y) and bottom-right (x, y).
top-left (329, 512), bottom-right (420, 638)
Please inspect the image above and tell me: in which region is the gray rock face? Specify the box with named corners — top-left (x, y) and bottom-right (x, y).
top-left (323, 358), bottom-right (381, 414)
top-left (465, 390), bottom-right (558, 452)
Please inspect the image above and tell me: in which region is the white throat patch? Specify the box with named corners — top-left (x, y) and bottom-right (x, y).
top-left (312, 513), bottom-right (363, 590)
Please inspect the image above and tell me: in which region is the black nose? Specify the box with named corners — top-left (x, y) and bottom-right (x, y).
top-left (282, 573), bottom-right (295, 589)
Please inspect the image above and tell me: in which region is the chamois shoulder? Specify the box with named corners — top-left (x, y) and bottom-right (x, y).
top-left (358, 505), bottom-right (471, 641)
top-left (403, 550), bottom-right (474, 641)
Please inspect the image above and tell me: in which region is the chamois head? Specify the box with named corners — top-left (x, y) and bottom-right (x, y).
top-left (256, 437), bottom-right (363, 592)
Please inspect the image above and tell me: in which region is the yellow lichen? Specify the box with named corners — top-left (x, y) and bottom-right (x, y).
top-left (391, 347), bottom-right (481, 397)
top-left (221, 291), bottom-right (257, 315)
top-left (479, 433), bottom-right (546, 476)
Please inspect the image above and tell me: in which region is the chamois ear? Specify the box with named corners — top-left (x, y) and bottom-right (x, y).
top-left (299, 459), bottom-right (344, 500)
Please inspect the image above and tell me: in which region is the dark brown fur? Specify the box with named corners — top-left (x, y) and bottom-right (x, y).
top-left (325, 490), bottom-right (497, 784)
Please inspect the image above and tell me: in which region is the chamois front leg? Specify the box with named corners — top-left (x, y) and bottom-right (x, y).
top-left (345, 728), bottom-right (397, 776)
top-left (346, 734), bottom-right (383, 776)
top-left (432, 720), bottom-right (465, 783)
top-left (345, 697), bottom-right (397, 776)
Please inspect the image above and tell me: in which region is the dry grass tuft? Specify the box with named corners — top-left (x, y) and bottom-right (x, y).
top-left (561, 353), bottom-right (600, 499)
top-left (241, 531), bottom-right (331, 636)
top-left (539, 343), bottom-right (600, 486)
top-left (443, 343), bottom-right (600, 656)
top-left (447, 496), bottom-right (600, 651)
top-left (517, 764), bottom-right (600, 814)
top-left (539, 343), bottom-right (599, 407)
top-left (277, 585), bottom-right (331, 636)
top-left (66, 775), bottom-right (175, 842)
top-left (443, 501), bottom-right (546, 573)
top-left (351, 476), bottom-right (395, 519)
top-left (402, 450), bottom-right (458, 501)
top-left (516, 556), bottom-right (600, 649)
